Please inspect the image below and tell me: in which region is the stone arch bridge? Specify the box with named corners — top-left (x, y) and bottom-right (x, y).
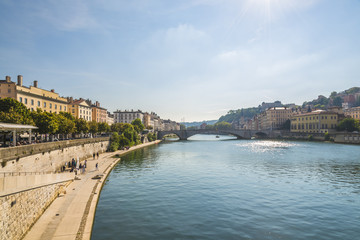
top-left (157, 129), bottom-right (276, 140)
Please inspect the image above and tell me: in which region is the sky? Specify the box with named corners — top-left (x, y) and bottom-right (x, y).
top-left (1, 0), bottom-right (360, 122)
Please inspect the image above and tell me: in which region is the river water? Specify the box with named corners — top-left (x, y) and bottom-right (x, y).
top-left (92, 135), bottom-right (360, 240)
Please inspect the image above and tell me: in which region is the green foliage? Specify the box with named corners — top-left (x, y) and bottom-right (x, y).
top-left (31, 110), bottom-right (58, 134)
top-left (88, 121), bottom-right (98, 135)
top-left (109, 132), bottom-right (120, 152)
top-left (98, 122), bottom-right (110, 133)
top-left (110, 123), bottom-right (124, 133)
top-left (56, 114), bottom-right (75, 135)
top-left (0, 98), bottom-right (34, 124)
top-left (218, 107), bottom-right (261, 123)
top-left (332, 96), bottom-right (343, 107)
top-left (336, 118), bottom-right (360, 132)
top-left (59, 111), bottom-right (75, 121)
top-left (147, 132), bottom-right (157, 142)
top-left (131, 118), bottom-right (145, 133)
top-left (345, 87), bottom-right (360, 94)
top-left (308, 135), bottom-right (314, 141)
top-left (75, 118), bottom-right (89, 134)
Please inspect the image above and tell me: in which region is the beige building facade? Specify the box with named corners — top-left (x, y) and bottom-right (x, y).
top-left (345, 106), bottom-right (360, 120)
top-left (290, 110), bottom-right (339, 133)
top-left (68, 99), bottom-right (92, 121)
top-left (0, 75), bottom-right (68, 113)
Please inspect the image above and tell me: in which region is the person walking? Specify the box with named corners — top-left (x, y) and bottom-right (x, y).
top-left (93, 153), bottom-right (95, 160)
top-left (97, 152), bottom-right (99, 159)
top-left (96, 162), bottom-right (98, 171)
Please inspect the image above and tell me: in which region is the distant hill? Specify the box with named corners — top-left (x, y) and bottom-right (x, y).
top-left (181, 120), bottom-right (217, 128)
top-left (217, 86), bottom-right (360, 124)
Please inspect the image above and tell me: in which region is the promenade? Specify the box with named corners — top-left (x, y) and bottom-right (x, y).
top-left (23, 140), bottom-right (161, 240)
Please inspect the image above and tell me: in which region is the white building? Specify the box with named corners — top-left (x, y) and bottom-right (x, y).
top-left (113, 110), bottom-right (144, 124)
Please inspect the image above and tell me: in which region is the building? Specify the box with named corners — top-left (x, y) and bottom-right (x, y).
top-left (163, 120), bottom-right (180, 131)
top-left (106, 112), bottom-right (114, 125)
top-left (113, 110), bottom-right (144, 124)
top-left (345, 106), bottom-right (360, 120)
top-left (259, 107), bottom-right (293, 130)
top-left (0, 75), bottom-right (68, 113)
top-left (68, 98), bottom-right (92, 121)
top-left (290, 110), bottom-right (340, 133)
top-left (86, 100), bottom-right (107, 123)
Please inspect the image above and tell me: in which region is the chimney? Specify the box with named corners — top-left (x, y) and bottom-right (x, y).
top-left (33, 80), bottom-right (38, 88)
top-left (5, 76), bottom-right (11, 83)
top-left (17, 75), bottom-right (23, 86)
top-left (96, 101), bottom-right (100, 107)
top-left (51, 89), bottom-right (55, 93)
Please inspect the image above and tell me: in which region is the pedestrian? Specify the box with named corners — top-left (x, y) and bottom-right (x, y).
top-left (97, 152), bottom-right (99, 159)
top-left (84, 160), bottom-right (87, 169)
top-left (96, 162), bottom-right (98, 171)
top-left (93, 153), bottom-right (95, 160)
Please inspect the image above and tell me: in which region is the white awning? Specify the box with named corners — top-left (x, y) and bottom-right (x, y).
top-left (0, 122), bottom-right (38, 131)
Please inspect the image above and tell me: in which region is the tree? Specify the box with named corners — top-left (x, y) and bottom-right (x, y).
top-left (88, 121), bottom-right (98, 136)
top-left (109, 132), bottom-right (120, 151)
top-left (0, 98), bottom-right (34, 124)
top-left (31, 110), bottom-right (58, 135)
top-left (332, 96), bottom-right (343, 107)
top-left (110, 123), bottom-right (124, 133)
top-left (214, 121), bottom-right (232, 130)
top-left (98, 122), bottom-right (110, 133)
top-left (180, 124), bottom-right (186, 130)
top-left (75, 118), bottom-right (89, 134)
top-left (131, 118), bottom-right (145, 133)
top-left (56, 114), bottom-right (75, 138)
top-left (336, 118), bottom-right (360, 132)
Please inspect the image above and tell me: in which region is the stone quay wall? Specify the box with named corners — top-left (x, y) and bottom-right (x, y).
top-left (0, 179), bottom-right (72, 240)
top-left (0, 137), bottom-right (110, 172)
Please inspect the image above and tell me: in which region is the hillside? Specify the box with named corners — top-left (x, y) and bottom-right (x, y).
top-left (218, 87), bottom-right (360, 124)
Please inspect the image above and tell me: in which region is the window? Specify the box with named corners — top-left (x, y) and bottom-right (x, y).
top-left (8, 89), bottom-right (11, 93)
top-left (19, 97), bottom-right (23, 103)
top-left (72, 109), bottom-right (75, 113)
top-left (44, 102), bottom-right (46, 107)
top-left (60, 106), bottom-right (62, 111)
top-left (38, 101), bottom-right (40, 107)
top-left (64, 106), bottom-right (66, 111)
top-left (25, 98), bottom-right (28, 104)
top-left (31, 99), bottom-right (34, 105)
top-left (50, 103), bottom-right (52, 109)
top-left (55, 104), bottom-right (57, 109)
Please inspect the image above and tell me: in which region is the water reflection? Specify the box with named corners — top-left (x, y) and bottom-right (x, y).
top-left (94, 140), bottom-right (360, 240)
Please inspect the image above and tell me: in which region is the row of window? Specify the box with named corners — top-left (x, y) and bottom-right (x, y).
top-left (294, 115), bottom-right (336, 121)
top-left (19, 97), bottom-right (66, 111)
top-left (292, 123), bottom-right (336, 130)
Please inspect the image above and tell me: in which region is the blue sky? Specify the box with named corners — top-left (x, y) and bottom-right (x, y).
top-left (1, 0), bottom-right (360, 122)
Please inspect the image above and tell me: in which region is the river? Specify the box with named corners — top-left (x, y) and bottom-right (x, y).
top-left (92, 135), bottom-right (360, 240)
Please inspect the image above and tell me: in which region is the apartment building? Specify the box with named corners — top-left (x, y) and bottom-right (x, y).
top-left (258, 107), bottom-right (293, 130)
top-left (0, 75), bottom-right (68, 113)
top-left (113, 110), bottom-right (144, 124)
top-left (290, 110), bottom-right (340, 133)
top-left (68, 98), bottom-right (92, 121)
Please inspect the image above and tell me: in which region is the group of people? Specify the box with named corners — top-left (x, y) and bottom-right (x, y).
top-left (59, 152), bottom-right (100, 174)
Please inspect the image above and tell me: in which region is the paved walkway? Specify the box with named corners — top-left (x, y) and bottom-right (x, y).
top-left (23, 141), bottom-right (161, 240)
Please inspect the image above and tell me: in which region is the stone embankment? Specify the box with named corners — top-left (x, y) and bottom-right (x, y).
top-left (22, 140), bottom-right (161, 240)
top-left (0, 137), bottom-right (109, 173)
top-left (0, 172), bottom-right (74, 240)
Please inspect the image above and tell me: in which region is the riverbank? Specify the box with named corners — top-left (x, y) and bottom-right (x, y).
top-left (23, 140), bottom-right (161, 240)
